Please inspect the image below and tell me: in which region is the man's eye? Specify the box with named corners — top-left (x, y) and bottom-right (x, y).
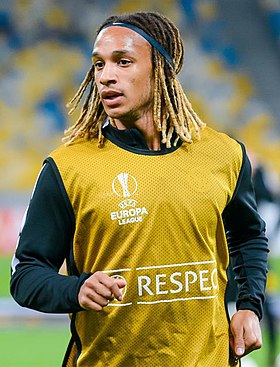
top-left (94, 61), bottom-right (104, 69)
top-left (119, 59), bottom-right (131, 66)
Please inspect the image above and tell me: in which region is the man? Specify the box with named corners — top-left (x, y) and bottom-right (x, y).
top-left (11, 11), bottom-right (268, 367)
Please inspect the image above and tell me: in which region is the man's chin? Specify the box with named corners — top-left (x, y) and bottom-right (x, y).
top-left (107, 112), bottom-right (137, 124)
top-left (105, 109), bottom-right (123, 119)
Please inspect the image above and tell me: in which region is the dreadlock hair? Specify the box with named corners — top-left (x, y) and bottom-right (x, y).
top-left (64, 11), bottom-right (205, 148)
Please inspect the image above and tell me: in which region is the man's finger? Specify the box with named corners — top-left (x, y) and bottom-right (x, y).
top-left (78, 290), bottom-right (108, 311)
top-left (110, 275), bottom-right (127, 301)
top-left (108, 280), bottom-right (125, 301)
top-left (230, 319), bottom-right (245, 357)
top-left (232, 326), bottom-right (245, 357)
top-left (235, 344), bottom-right (245, 357)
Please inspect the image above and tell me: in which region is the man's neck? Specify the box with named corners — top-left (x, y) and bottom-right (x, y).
top-left (112, 117), bottom-right (161, 151)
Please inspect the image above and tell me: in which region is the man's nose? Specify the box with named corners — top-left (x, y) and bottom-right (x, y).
top-left (99, 64), bottom-right (116, 85)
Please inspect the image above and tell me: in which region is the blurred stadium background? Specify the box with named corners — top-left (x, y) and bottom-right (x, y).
top-left (0, 0), bottom-right (280, 366)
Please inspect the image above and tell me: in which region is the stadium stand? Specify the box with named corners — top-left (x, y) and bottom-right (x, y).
top-left (0, 0), bottom-right (279, 260)
top-left (259, 0), bottom-right (280, 44)
top-left (1, 0), bottom-right (279, 193)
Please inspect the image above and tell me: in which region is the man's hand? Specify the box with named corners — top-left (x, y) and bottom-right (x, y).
top-left (229, 309), bottom-right (262, 359)
top-left (78, 271), bottom-right (127, 311)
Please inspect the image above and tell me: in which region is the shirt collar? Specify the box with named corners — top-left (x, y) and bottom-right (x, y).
top-left (102, 121), bottom-right (181, 153)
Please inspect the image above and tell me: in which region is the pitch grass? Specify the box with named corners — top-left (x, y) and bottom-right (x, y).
top-left (0, 255), bottom-right (12, 297)
top-left (0, 324), bottom-right (70, 367)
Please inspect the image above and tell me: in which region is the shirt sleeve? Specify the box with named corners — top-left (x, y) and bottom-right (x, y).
top-left (10, 158), bottom-right (91, 313)
top-left (222, 143), bottom-right (269, 319)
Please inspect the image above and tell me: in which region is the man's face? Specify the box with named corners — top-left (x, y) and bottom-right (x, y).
top-left (92, 26), bottom-right (154, 126)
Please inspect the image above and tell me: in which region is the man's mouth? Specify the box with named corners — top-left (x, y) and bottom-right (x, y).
top-left (101, 90), bottom-right (123, 98)
top-left (101, 90), bottom-right (123, 106)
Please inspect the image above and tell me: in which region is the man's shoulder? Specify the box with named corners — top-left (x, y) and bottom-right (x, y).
top-left (195, 126), bottom-right (243, 170)
top-left (47, 137), bottom-right (105, 176)
top-left (200, 126), bottom-right (242, 153)
top-left (202, 126), bottom-right (238, 145)
top-left (47, 137), bottom-right (122, 178)
top-left (49, 137), bottom-right (100, 159)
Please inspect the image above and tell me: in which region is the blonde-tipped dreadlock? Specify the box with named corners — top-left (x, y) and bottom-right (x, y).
top-left (64, 11), bottom-right (205, 148)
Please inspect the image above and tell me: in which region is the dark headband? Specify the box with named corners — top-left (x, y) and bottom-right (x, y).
top-left (99, 22), bottom-right (174, 69)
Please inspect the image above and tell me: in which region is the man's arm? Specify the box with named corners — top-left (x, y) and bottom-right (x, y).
top-left (10, 159), bottom-right (89, 313)
top-left (222, 144), bottom-right (269, 357)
